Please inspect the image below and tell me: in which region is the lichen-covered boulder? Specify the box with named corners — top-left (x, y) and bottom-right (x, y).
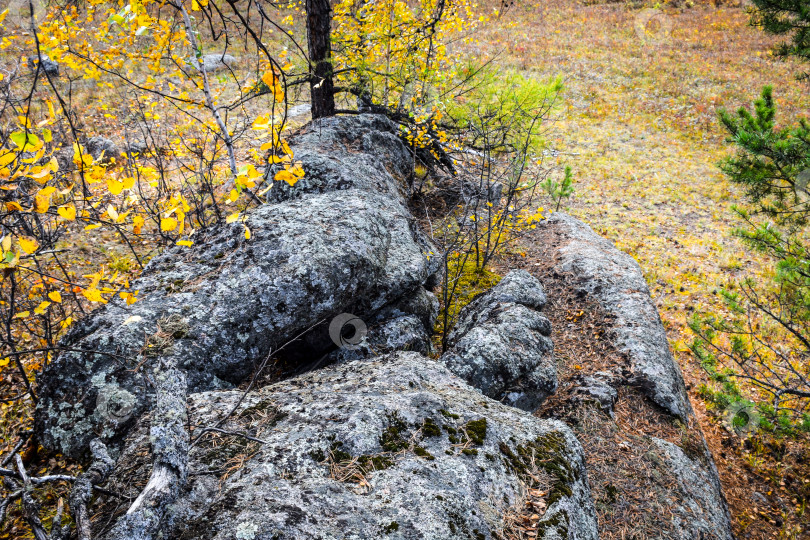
top-left (441, 270), bottom-right (556, 411)
top-left (35, 114), bottom-right (440, 458)
top-left (27, 53), bottom-right (59, 76)
top-left (539, 213), bottom-right (692, 420)
top-left (530, 213), bottom-right (733, 538)
top-left (85, 136), bottom-right (121, 163)
top-left (104, 352), bottom-right (597, 540)
top-left (650, 438), bottom-right (735, 539)
top-left (200, 53), bottom-right (237, 73)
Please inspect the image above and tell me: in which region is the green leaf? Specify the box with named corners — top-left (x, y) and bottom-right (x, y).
top-left (10, 131), bottom-right (40, 150)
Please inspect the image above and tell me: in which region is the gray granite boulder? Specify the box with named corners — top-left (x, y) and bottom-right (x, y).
top-left (441, 270), bottom-right (556, 411)
top-left (85, 136), bottom-right (121, 162)
top-left (200, 53), bottom-right (237, 73)
top-left (105, 352), bottom-right (598, 540)
top-left (540, 213), bottom-right (692, 420)
top-left (34, 114), bottom-right (439, 458)
top-left (534, 213), bottom-right (733, 538)
top-left (650, 438), bottom-right (735, 539)
top-left (27, 53), bottom-right (59, 76)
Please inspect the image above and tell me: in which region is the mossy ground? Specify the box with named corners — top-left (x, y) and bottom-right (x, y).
top-left (480, 1), bottom-right (809, 537)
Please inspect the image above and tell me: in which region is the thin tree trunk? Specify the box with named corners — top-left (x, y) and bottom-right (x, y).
top-left (306, 0), bottom-right (336, 119)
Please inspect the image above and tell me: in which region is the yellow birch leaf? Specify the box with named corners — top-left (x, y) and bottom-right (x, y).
top-left (244, 225), bottom-right (251, 240)
top-left (226, 211), bottom-right (240, 224)
top-left (176, 240), bottom-right (193, 247)
top-left (261, 71), bottom-right (277, 88)
top-left (34, 186), bottom-right (55, 213)
top-left (18, 237), bottom-right (38, 254)
top-left (82, 288), bottom-right (105, 303)
top-left (5, 201), bottom-right (23, 212)
top-left (58, 205), bottom-right (76, 220)
top-left (274, 169), bottom-right (299, 186)
top-left (48, 291), bottom-right (62, 303)
top-left (107, 178), bottom-right (125, 195)
top-left (34, 301), bottom-right (51, 315)
top-left (106, 204), bottom-right (119, 222)
top-left (160, 217), bottom-right (178, 232)
top-left (133, 215), bottom-right (145, 234)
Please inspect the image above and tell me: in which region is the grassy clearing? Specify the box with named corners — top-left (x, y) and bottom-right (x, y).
top-left (474, 1), bottom-right (809, 537)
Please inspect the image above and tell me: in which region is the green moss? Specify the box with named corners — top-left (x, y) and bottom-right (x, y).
top-left (440, 409), bottom-right (460, 420)
top-left (238, 401), bottom-right (285, 428)
top-left (422, 418), bottom-right (441, 437)
top-left (328, 440), bottom-right (352, 463)
top-left (604, 483), bottom-right (619, 504)
top-left (499, 432), bottom-right (578, 507)
top-left (159, 313), bottom-right (189, 339)
top-left (361, 455), bottom-right (395, 470)
top-left (380, 413), bottom-right (410, 452)
top-left (464, 418), bottom-right (487, 446)
top-left (382, 521), bottom-right (399, 534)
top-left (462, 448), bottom-right (478, 456)
top-left (535, 511), bottom-right (569, 537)
top-left (414, 446), bottom-right (435, 460)
top-left (200, 436), bottom-right (254, 468)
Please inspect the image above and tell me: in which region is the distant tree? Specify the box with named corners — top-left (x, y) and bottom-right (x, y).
top-left (750, 0), bottom-right (810, 79)
top-left (690, 1), bottom-right (810, 433)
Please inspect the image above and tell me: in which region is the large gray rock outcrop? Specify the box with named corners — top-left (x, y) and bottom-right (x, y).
top-left (35, 114), bottom-right (440, 458)
top-left (539, 213), bottom-right (692, 420)
top-left (441, 270), bottom-right (556, 411)
top-left (533, 213), bottom-right (734, 539)
top-left (105, 352), bottom-right (598, 540)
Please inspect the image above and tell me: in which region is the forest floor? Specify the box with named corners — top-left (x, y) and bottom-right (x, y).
top-left (477, 1), bottom-right (809, 538)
